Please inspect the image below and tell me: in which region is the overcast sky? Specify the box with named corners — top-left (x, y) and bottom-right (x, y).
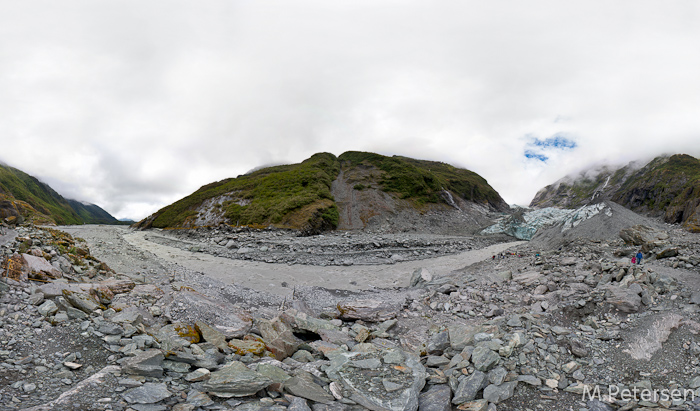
top-left (1, 1), bottom-right (699, 220)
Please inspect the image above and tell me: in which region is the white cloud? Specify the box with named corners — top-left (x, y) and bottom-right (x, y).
top-left (1, 0), bottom-right (699, 218)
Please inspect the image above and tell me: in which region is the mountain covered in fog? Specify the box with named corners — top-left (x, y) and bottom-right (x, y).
top-left (530, 154), bottom-right (700, 231)
top-left (0, 163), bottom-right (118, 225)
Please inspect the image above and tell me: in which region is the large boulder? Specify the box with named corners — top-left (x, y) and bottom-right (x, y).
top-left (619, 225), bottom-right (668, 246)
top-left (20, 253), bottom-right (63, 281)
top-left (448, 324), bottom-right (499, 351)
top-left (164, 290), bottom-right (252, 338)
top-left (606, 287), bottom-right (642, 313)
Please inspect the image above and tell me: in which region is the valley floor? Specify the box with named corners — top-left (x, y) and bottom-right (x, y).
top-left (59, 226), bottom-right (524, 297)
top-left (3, 223), bottom-right (700, 411)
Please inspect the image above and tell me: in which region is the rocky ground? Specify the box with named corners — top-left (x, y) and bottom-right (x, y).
top-left (142, 227), bottom-right (508, 267)
top-left (1, 213), bottom-right (700, 411)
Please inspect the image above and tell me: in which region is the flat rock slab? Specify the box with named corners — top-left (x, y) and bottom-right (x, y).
top-left (122, 383), bottom-right (172, 404)
top-left (284, 372), bottom-right (335, 404)
top-left (122, 349), bottom-right (164, 377)
top-left (202, 361), bottom-right (273, 398)
top-left (337, 299), bottom-right (401, 322)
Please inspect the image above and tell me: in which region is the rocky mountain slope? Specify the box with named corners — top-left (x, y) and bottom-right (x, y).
top-left (0, 163), bottom-right (118, 226)
top-left (530, 154), bottom-right (700, 232)
top-left (135, 151), bottom-right (508, 234)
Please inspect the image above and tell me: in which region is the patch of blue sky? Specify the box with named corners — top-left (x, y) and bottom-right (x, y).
top-left (531, 134), bottom-right (577, 150)
top-left (524, 150), bottom-right (548, 162)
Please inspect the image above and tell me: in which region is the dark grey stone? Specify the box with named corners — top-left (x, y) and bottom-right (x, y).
top-left (452, 371), bottom-right (488, 404)
top-left (418, 384), bottom-right (451, 411)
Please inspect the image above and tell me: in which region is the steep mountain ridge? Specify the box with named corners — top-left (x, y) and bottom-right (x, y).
top-left (135, 151), bottom-right (508, 234)
top-left (530, 154), bottom-right (700, 231)
top-left (0, 163), bottom-right (118, 225)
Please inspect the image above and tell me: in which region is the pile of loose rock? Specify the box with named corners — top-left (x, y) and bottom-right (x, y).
top-left (3, 223), bottom-right (700, 410)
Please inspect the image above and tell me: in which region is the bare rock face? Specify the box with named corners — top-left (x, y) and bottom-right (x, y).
top-left (623, 313), bottom-right (684, 360)
top-left (164, 290), bottom-right (252, 338)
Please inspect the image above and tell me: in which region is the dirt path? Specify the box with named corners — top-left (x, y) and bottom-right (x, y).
top-left (122, 230), bottom-right (525, 296)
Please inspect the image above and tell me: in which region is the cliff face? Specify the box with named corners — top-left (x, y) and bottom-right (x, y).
top-left (136, 151), bottom-right (508, 234)
top-left (530, 154), bottom-right (700, 231)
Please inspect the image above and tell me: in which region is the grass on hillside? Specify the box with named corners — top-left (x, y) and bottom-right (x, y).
top-left (338, 151), bottom-right (504, 207)
top-left (0, 165), bottom-right (82, 225)
top-left (150, 153), bottom-right (341, 229)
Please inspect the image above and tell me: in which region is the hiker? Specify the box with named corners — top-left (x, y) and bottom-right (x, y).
top-left (631, 255), bottom-right (636, 264)
top-left (636, 250), bottom-right (643, 265)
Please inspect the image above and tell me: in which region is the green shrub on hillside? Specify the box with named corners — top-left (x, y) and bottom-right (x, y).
top-left (150, 153), bottom-right (341, 228)
top-left (338, 151), bottom-right (505, 208)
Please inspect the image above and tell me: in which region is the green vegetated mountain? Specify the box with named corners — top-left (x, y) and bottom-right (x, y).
top-left (0, 163), bottom-right (118, 225)
top-left (135, 151), bottom-right (508, 233)
top-left (530, 154), bottom-right (700, 231)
